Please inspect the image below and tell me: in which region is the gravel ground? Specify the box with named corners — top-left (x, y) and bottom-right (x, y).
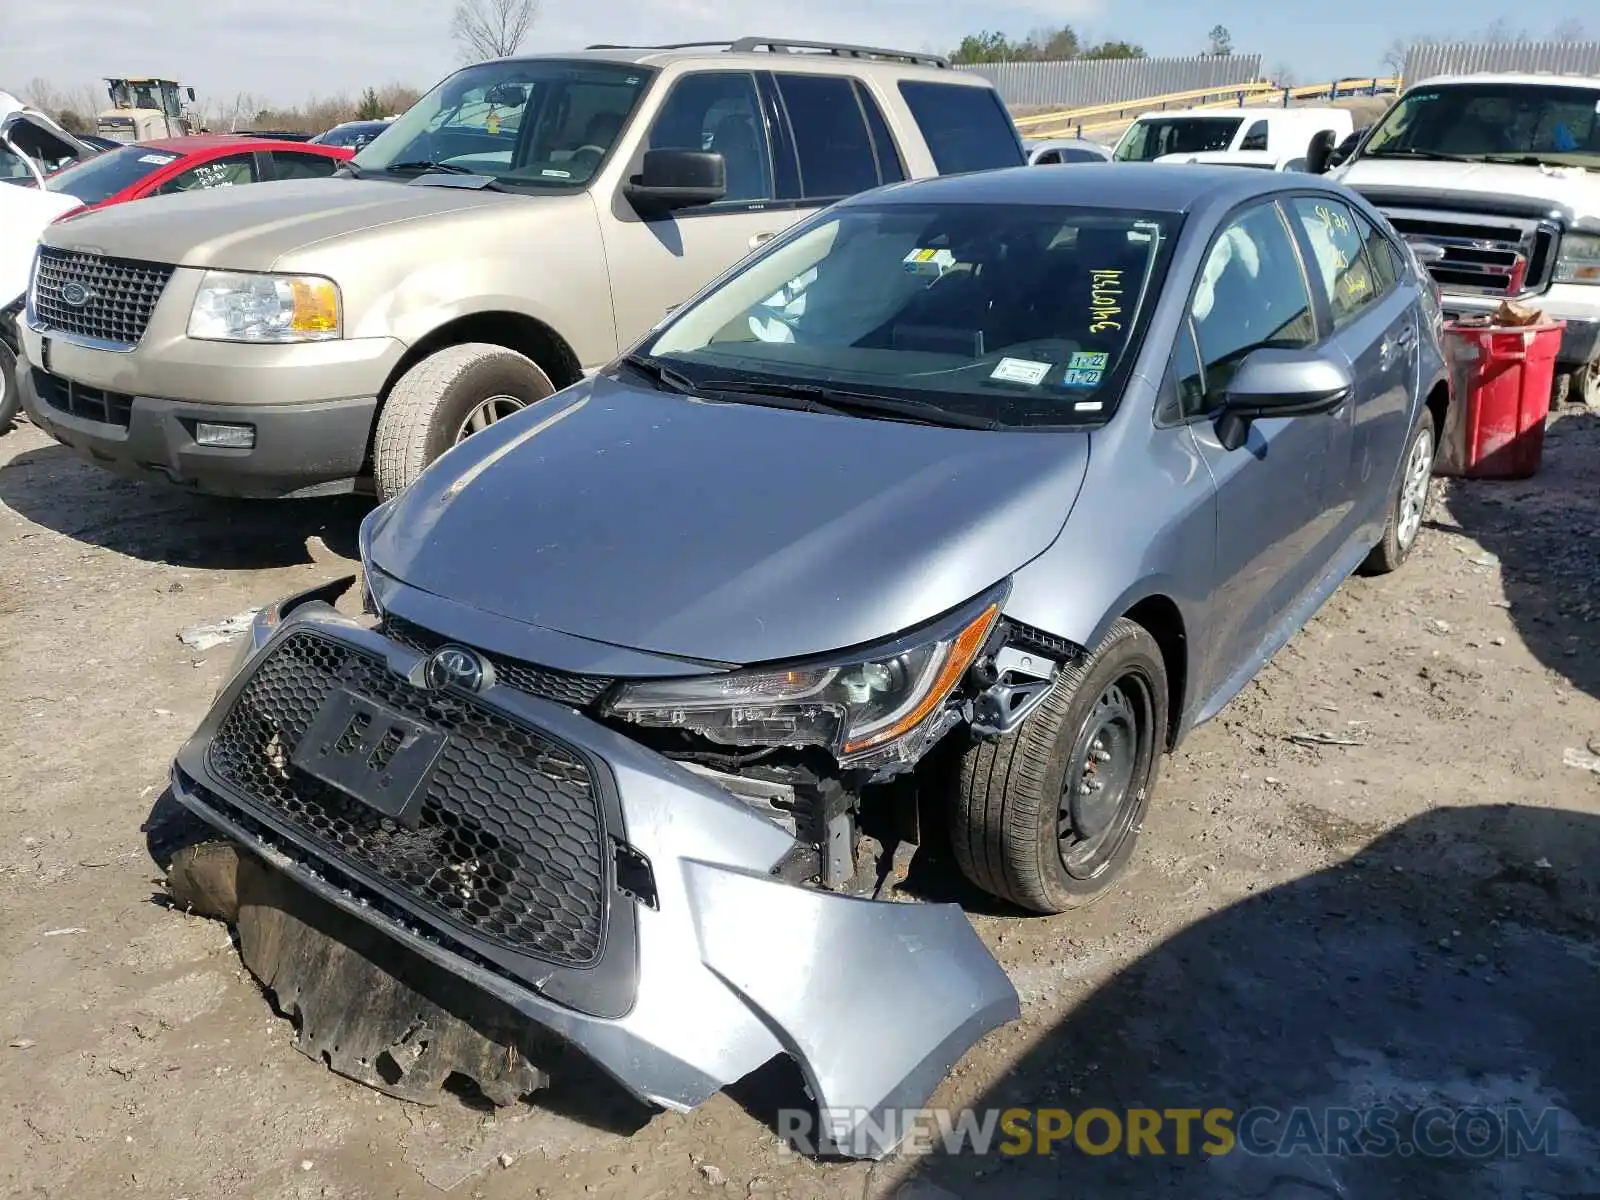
top-left (1, 407), bottom-right (1596, 1199)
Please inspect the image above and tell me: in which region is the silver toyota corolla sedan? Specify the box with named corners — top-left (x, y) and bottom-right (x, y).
top-left (166, 164), bottom-right (1449, 1158)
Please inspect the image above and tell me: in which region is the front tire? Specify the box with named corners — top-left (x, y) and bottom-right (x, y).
top-left (951, 617), bottom-right (1168, 914)
top-left (372, 343), bottom-right (555, 500)
top-left (1358, 414), bottom-right (1435, 576)
top-left (0, 336), bottom-right (20, 435)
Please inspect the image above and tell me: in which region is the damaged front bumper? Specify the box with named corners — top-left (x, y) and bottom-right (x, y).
top-left (167, 586), bottom-right (1019, 1158)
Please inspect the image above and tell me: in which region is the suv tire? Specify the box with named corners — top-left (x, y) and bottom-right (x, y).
top-left (951, 617), bottom-right (1167, 914)
top-left (1358, 413), bottom-right (1435, 576)
top-left (0, 338), bottom-right (20, 435)
top-left (373, 343), bottom-right (555, 500)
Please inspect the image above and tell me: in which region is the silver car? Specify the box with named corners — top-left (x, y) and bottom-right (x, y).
top-left (167, 164), bottom-right (1448, 1157)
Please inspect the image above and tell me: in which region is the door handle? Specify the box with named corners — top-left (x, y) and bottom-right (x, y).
top-left (749, 231), bottom-right (776, 250)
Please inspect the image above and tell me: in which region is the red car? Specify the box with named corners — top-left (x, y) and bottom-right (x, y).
top-left (40, 135), bottom-right (353, 214)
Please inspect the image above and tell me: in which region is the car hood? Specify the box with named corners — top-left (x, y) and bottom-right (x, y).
top-left (1337, 158), bottom-right (1600, 214)
top-left (37, 176), bottom-right (522, 269)
top-left (0, 184), bottom-right (83, 302)
top-left (365, 375), bottom-right (1093, 666)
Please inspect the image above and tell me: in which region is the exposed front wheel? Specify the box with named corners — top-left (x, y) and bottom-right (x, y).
top-left (1358, 414), bottom-right (1435, 576)
top-left (372, 343), bottom-right (555, 500)
top-left (1559, 359), bottom-right (1600, 409)
top-left (951, 617), bottom-right (1168, 914)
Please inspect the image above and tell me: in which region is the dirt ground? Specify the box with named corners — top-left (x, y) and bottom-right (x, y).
top-left (1, 406), bottom-right (1597, 1200)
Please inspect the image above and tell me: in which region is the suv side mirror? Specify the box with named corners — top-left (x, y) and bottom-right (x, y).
top-left (1304, 129), bottom-right (1337, 176)
top-left (625, 149), bottom-right (726, 215)
top-left (1214, 347), bottom-right (1353, 451)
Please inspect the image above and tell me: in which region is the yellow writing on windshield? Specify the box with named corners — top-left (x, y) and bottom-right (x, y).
top-left (1089, 269), bottom-right (1124, 334)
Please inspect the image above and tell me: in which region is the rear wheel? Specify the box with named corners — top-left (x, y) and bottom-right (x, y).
top-left (1359, 415), bottom-right (1435, 576)
top-left (1560, 359), bottom-right (1600, 409)
top-left (951, 618), bottom-right (1167, 914)
top-left (372, 343), bottom-right (555, 500)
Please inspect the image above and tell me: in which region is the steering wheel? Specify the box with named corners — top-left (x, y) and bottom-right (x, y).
top-left (573, 144), bottom-right (608, 158)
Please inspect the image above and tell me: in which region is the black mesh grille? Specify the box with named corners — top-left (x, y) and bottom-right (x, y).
top-left (206, 630), bottom-right (608, 966)
top-left (32, 368), bottom-right (134, 428)
top-left (380, 616), bottom-right (616, 709)
top-left (31, 247), bottom-right (175, 347)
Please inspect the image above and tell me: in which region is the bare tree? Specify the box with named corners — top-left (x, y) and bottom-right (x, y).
top-left (451, 0), bottom-right (540, 63)
top-left (1550, 18), bottom-right (1586, 41)
top-left (1206, 23), bottom-right (1233, 56)
top-left (1481, 18), bottom-right (1525, 43)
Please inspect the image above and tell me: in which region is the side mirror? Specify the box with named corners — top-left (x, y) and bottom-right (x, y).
top-left (1214, 348), bottom-right (1353, 451)
top-left (624, 149), bottom-right (726, 215)
top-left (187, 87), bottom-right (196, 101)
top-left (1304, 130), bottom-right (1337, 176)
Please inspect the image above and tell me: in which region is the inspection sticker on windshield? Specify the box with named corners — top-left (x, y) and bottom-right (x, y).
top-left (990, 357), bottom-right (1051, 385)
top-left (904, 247), bottom-right (957, 276)
top-left (138, 153), bottom-right (177, 165)
top-left (1060, 366), bottom-right (1104, 389)
top-left (1068, 351), bottom-right (1109, 371)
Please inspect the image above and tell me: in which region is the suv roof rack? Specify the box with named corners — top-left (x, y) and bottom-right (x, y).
top-left (584, 37), bottom-right (949, 69)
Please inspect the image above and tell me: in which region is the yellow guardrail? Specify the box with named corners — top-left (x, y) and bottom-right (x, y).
top-left (1016, 76), bottom-right (1400, 139)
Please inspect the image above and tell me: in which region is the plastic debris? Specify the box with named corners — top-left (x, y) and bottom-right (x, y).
top-left (177, 610), bottom-right (260, 652)
top-left (1562, 748), bottom-right (1600, 775)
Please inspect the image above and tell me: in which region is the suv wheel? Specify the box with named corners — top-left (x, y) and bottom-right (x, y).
top-left (1565, 359), bottom-right (1600, 409)
top-left (950, 617), bottom-right (1167, 914)
top-left (0, 338), bottom-right (20, 435)
top-left (1358, 414), bottom-right (1435, 576)
top-left (373, 343), bottom-right (555, 500)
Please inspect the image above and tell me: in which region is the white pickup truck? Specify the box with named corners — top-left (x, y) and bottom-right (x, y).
top-left (1323, 72), bottom-right (1600, 406)
top-left (1112, 106), bottom-right (1354, 170)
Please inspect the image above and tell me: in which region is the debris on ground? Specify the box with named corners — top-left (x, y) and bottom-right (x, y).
top-left (1564, 748), bottom-right (1600, 775)
top-left (177, 610), bottom-right (260, 652)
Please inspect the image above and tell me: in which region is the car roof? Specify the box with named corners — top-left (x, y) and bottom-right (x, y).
top-left (1410, 70), bottom-right (1600, 89)
top-left (135, 135), bottom-right (339, 153)
top-left (856, 162), bottom-right (1325, 214)
top-left (478, 42), bottom-right (975, 83)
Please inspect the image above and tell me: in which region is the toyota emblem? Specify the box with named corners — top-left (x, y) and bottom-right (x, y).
top-left (60, 281), bottom-right (96, 308)
top-left (424, 645), bottom-right (490, 693)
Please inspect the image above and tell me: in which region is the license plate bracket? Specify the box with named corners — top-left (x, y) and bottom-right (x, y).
top-left (291, 689), bottom-right (447, 828)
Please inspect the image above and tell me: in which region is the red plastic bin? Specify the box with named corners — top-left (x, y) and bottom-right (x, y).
top-left (1435, 320), bottom-right (1564, 479)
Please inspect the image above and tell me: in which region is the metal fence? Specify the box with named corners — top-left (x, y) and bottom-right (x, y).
top-left (954, 55), bottom-right (1264, 108)
top-left (1403, 40), bottom-right (1600, 86)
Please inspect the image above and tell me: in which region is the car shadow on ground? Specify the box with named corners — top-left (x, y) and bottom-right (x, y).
top-left (883, 803), bottom-right (1600, 1199)
top-left (1446, 408), bottom-right (1600, 704)
top-left (0, 443), bottom-right (367, 568)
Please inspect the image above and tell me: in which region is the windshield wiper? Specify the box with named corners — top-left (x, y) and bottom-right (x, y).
top-left (1477, 153), bottom-right (1590, 169)
top-left (698, 379), bottom-right (1000, 430)
top-left (1362, 148), bottom-right (1475, 163)
top-left (618, 353), bottom-right (701, 395)
top-left (384, 159), bottom-right (476, 175)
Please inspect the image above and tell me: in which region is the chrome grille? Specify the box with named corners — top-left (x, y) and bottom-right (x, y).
top-left (1382, 212), bottom-right (1556, 299)
top-left (30, 247), bottom-right (175, 348)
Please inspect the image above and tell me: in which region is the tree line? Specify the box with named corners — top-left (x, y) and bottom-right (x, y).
top-left (949, 23), bottom-right (1241, 65)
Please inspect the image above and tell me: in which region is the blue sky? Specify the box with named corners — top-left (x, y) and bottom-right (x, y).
top-left (1, 0), bottom-right (1592, 108)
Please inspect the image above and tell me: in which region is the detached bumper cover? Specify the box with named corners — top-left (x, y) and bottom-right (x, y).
top-left (168, 600), bottom-right (1019, 1158)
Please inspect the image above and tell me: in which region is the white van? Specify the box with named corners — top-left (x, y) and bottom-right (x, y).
top-left (1113, 106), bottom-right (1355, 167)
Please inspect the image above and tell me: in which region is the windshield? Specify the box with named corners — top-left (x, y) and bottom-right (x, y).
top-left (1115, 117), bottom-right (1242, 162)
top-left (319, 122), bottom-right (388, 148)
top-left (640, 201), bottom-right (1180, 428)
top-left (1360, 82), bottom-right (1600, 167)
top-left (353, 59), bottom-right (653, 189)
top-left (44, 144), bottom-right (177, 202)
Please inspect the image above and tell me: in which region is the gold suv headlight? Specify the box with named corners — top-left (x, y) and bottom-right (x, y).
top-left (187, 271), bottom-right (342, 342)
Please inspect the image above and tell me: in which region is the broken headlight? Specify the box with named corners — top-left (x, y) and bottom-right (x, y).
top-left (606, 588), bottom-right (1004, 765)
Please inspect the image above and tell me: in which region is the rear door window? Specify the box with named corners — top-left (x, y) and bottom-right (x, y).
top-left (269, 151), bottom-right (342, 180)
top-left (1239, 119), bottom-right (1269, 151)
top-left (853, 80), bottom-right (905, 184)
top-left (896, 81), bottom-right (1025, 173)
top-left (774, 74), bottom-right (879, 200)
